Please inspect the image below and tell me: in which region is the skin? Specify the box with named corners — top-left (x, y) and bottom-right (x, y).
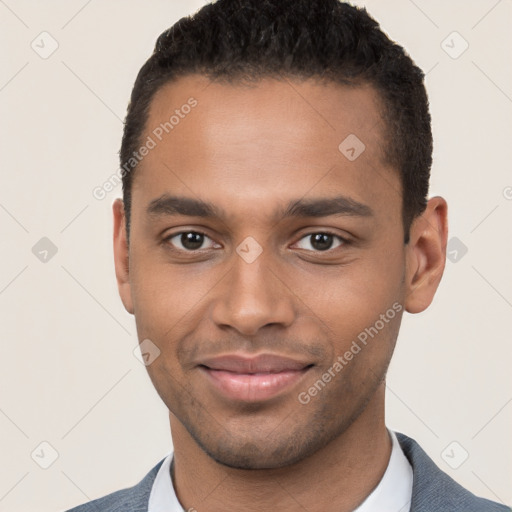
top-left (113, 74), bottom-right (448, 511)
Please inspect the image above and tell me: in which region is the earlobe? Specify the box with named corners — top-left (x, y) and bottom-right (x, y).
top-left (404, 197), bottom-right (448, 314)
top-left (113, 198), bottom-right (134, 314)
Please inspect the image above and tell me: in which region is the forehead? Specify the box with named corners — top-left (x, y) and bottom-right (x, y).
top-left (131, 74), bottom-right (400, 221)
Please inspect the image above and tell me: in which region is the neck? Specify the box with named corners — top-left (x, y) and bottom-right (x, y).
top-left (169, 386), bottom-right (390, 512)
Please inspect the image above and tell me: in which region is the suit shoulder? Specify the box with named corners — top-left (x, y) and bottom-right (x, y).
top-left (63, 458), bottom-right (164, 512)
top-left (65, 486), bottom-right (138, 512)
top-left (396, 432), bottom-right (511, 512)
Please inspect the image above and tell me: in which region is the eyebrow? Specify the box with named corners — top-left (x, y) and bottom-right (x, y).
top-left (147, 195), bottom-right (224, 218)
top-left (282, 196), bottom-right (373, 218)
top-left (146, 194), bottom-right (373, 220)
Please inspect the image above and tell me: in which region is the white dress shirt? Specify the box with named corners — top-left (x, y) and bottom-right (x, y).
top-left (148, 429), bottom-right (413, 512)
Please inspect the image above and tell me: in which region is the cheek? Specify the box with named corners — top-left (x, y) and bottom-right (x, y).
top-left (324, 297), bottom-right (402, 371)
top-left (300, 247), bottom-right (405, 356)
top-left (129, 255), bottom-right (221, 339)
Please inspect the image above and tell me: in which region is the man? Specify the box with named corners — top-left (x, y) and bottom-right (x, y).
top-left (67, 0), bottom-right (510, 510)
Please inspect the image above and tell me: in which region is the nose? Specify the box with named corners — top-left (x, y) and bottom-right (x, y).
top-left (211, 254), bottom-right (296, 336)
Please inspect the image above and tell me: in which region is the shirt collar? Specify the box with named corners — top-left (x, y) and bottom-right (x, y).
top-left (147, 451), bottom-right (183, 512)
top-left (148, 429), bottom-right (412, 512)
top-left (354, 429), bottom-right (413, 512)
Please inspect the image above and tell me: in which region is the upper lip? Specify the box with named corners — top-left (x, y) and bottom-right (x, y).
top-left (199, 353), bottom-right (312, 373)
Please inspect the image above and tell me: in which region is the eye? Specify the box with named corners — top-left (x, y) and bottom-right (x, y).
top-left (165, 231), bottom-right (220, 251)
top-left (294, 232), bottom-right (346, 252)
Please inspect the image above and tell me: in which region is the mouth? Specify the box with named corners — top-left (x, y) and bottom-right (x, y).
top-left (197, 353), bottom-right (314, 402)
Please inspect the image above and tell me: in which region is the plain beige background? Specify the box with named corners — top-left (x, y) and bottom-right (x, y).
top-left (0, 1), bottom-right (511, 511)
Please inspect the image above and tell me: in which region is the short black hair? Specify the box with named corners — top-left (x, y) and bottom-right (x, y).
top-left (120, 0), bottom-right (432, 243)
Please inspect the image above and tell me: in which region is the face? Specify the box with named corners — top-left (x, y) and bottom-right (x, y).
top-left (114, 75), bottom-right (444, 469)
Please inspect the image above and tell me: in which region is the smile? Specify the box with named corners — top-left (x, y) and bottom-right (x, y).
top-left (198, 353), bottom-right (314, 402)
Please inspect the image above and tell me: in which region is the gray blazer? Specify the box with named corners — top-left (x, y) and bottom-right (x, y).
top-left (65, 433), bottom-right (510, 511)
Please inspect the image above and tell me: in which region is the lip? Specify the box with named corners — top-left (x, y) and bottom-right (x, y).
top-left (198, 353), bottom-right (313, 402)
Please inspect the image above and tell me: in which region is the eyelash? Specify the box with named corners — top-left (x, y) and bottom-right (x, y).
top-left (293, 232), bottom-right (348, 252)
top-left (163, 230), bottom-right (350, 253)
top-left (164, 231), bottom-right (220, 252)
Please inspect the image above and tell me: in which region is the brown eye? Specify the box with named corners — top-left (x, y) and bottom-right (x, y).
top-left (166, 231), bottom-right (219, 251)
top-left (295, 232), bottom-right (345, 252)
top-left (310, 233), bottom-right (334, 251)
top-left (180, 232), bottom-right (204, 250)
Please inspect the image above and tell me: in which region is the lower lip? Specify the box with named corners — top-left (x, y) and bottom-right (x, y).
top-left (200, 367), bottom-right (310, 402)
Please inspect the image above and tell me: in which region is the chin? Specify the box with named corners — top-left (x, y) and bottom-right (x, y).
top-left (189, 424), bottom-right (336, 470)
top-left (203, 442), bottom-right (308, 470)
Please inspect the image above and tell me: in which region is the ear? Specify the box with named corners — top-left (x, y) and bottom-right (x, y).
top-left (404, 196), bottom-right (448, 314)
top-left (113, 198), bottom-right (134, 314)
